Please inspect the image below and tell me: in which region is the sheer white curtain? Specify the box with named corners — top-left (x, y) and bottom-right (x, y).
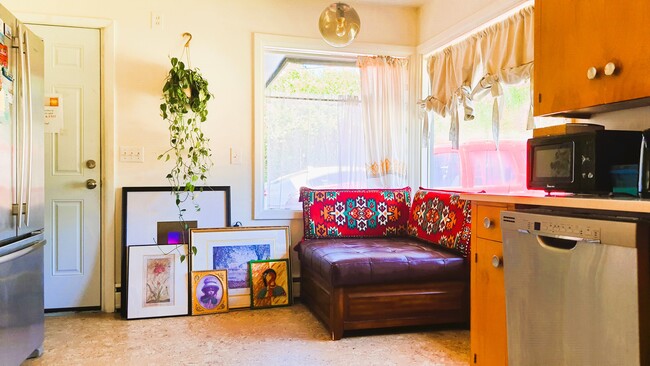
top-left (357, 56), bottom-right (409, 188)
top-left (337, 96), bottom-right (368, 187)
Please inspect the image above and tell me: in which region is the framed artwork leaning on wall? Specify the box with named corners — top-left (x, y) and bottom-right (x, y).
top-left (190, 226), bottom-right (290, 309)
top-left (191, 270), bottom-right (228, 315)
top-left (249, 259), bottom-right (292, 309)
top-left (125, 244), bottom-right (189, 320)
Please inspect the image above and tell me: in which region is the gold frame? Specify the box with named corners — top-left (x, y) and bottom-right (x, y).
top-left (190, 270), bottom-right (228, 315)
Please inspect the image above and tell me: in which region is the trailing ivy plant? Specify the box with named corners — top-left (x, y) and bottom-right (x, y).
top-left (158, 57), bottom-right (213, 261)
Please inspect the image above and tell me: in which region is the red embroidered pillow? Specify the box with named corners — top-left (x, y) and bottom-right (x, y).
top-left (299, 187), bottom-right (411, 239)
top-left (407, 189), bottom-right (472, 257)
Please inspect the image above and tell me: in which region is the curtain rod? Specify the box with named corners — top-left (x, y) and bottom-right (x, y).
top-left (265, 95), bottom-right (359, 103)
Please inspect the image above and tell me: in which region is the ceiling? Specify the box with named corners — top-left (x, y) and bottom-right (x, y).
top-left (357, 0), bottom-right (428, 7)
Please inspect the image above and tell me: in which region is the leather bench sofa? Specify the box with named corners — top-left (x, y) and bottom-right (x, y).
top-left (295, 187), bottom-right (472, 340)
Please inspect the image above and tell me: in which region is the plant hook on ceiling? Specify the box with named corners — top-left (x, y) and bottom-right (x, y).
top-left (158, 32), bottom-right (213, 259)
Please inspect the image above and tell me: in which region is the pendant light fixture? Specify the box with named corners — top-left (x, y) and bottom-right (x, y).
top-left (318, 3), bottom-right (361, 47)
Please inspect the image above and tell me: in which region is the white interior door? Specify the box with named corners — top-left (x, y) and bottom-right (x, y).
top-left (28, 24), bottom-right (101, 310)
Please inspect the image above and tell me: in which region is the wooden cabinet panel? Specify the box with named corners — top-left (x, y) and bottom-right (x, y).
top-left (534, 0), bottom-right (650, 116)
top-left (471, 201), bottom-right (512, 365)
top-left (476, 205), bottom-right (506, 242)
top-left (471, 237), bottom-right (508, 365)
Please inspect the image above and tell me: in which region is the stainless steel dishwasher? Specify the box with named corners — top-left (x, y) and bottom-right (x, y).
top-left (501, 210), bottom-right (649, 366)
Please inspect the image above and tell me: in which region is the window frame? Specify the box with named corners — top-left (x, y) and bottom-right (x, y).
top-left (253, 33), bottom-right (414, 220)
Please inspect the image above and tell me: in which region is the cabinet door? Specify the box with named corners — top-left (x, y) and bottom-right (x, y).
top-left (471, 237), bottom-right (508, 365)
top-left (534, 0), bottom-right (650, 116)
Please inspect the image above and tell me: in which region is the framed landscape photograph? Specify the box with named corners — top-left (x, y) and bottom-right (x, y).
top-left (125, 244), bottom-right (189, 320)
top-left (190, 226), bottom-right (290, 308)
top-left (191, 270), bottom-right (228, 315)
top-left (248, 259), bottom-right (292, 309)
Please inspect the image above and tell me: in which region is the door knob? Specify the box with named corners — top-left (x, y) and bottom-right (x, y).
top-left (86, 179), bottom-right (97, 189)
top-left (86, 159), bottom-right (96, 169)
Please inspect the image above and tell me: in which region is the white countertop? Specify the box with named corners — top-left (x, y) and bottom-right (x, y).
top-left (459, 192), bottom-right (650, 214)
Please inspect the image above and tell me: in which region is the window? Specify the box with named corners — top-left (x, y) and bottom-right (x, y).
top-left (421, 6), bottom-right (563, 194)
top-left (426, 80), bottom-right (560, 193)
top-left (264, 58), bottom-right (362, 210)
top-left (253, 34), bottom-right (414, 219)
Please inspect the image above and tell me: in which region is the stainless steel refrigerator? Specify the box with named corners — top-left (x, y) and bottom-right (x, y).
top-left (0, 4), bottom-right (46, 365)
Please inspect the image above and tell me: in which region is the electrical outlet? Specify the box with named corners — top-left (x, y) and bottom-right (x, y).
top-left (151, 12), bottom-right (163, 29)
top-left (120, 146), bottom-right (144, 163)
top-left (230, 148), bottom-right (242, 165)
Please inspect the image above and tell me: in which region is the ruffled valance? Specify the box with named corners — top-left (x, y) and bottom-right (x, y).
top-left (421, 5), bottom-right (534, 148)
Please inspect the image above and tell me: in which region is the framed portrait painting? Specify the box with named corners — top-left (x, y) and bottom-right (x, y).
top-left (190, 226), bottom-right (290, 309)
top-left (191, 270), bottom-right (228, 315)
top-left (248, 259), bottom-right (292, 309)
top-left (125, 244), bottom-right (189, 320)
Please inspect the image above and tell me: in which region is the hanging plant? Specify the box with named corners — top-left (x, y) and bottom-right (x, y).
top-left (158, 56), bottom-right (213, 259)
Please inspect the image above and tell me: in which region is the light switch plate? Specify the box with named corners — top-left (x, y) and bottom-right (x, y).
top-left (120, 146), bottom-right (144, 163)
top-left (230, 147), bottom-right (242, 165)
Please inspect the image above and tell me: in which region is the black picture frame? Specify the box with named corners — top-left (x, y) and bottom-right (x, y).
top-left (120, 186), bottom-right (231, 318)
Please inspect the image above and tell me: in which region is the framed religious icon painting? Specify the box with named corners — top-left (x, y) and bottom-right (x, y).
top-left (248, 259), bottom-right (292, 309)
top-left (190, 226), bottom-right (290, 309)
top-left (191, 270), bottom-right (228, 315)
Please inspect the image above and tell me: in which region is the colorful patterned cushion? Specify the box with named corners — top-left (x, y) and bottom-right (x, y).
top-left (407, 188), bottom-right (472, 257)
top-left (299, 187), bottom-right (411, 239)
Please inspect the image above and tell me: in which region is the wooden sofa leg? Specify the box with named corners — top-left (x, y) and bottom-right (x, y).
top-left (330, 287), bottom-right (344, 340)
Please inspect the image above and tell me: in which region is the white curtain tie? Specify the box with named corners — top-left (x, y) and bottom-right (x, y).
top-left (450, 94), bottom-right (460, 150)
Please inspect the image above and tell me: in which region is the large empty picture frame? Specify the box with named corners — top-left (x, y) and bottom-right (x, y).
top-left (121, 186), bottom-right (231, 316)
top-left (190, 226), bottom-right (290, 309)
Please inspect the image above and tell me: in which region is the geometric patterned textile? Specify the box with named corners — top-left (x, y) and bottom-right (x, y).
top-left (299, 187), bottom-right (411, 239)
top-left (407, 188), bottom-right (472, 257)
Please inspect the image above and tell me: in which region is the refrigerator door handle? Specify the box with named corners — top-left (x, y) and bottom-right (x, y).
top-left (23, 26), bottom-right (33, 227)
top-left (15, 24), bottom-right (26, 228)
top-left (0, 240), bottom-right (45, 265)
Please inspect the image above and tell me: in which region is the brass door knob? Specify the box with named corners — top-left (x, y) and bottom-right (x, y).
top-left (86, 179), bottom-right (97, 189)
top-left (86, 159), bottom-right (96, 169)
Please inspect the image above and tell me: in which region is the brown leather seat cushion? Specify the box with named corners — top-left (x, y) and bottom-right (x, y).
top-left (296, 237), bottom-right (468, 287)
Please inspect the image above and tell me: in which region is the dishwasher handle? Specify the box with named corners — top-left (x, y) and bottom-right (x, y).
top-left (0, 240), bottom-right (45, 265)
top-left (537, 235), bottom-right (580, 250)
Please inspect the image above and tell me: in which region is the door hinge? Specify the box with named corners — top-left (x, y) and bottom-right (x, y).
top-left (474, 353), bottom-right (477, 363)
top-left (475, 253), bottom-right (478, 263)
top-left (538, 93), bottom-right (542, 103)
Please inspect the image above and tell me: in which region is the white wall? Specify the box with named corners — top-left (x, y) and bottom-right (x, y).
top-left (2, 0), bottom-right (418, 296)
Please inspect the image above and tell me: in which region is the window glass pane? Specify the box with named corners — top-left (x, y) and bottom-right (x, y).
top-left (428, 79), bottom-right (563, 193)
top-left (263, 56), bottom-right (362, 210)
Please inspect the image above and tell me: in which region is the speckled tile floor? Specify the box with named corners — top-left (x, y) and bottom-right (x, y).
top-left (22, 303), bottom-right (470, 366)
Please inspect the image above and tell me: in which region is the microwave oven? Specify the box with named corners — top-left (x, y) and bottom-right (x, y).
top-left (527, 130), bottom-right (642, 193)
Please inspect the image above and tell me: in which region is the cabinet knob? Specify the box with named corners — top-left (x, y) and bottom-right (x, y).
top-left (604, 62), bottom-right (616, 76)
top-left (492, 255), bottom-right (502, 268)
top-left (587, 66), bottom-right (598, 80)
top-left (483, 217), bottom-right (493, 229)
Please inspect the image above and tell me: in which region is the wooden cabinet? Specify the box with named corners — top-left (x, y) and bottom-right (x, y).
top-left (470, 201), bottom-right (513, 365)
top-left (534, 0), bottom-right (650, 117)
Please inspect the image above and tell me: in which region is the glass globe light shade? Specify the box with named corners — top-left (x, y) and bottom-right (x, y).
top-left (318, 3), bottom-right (361, 48)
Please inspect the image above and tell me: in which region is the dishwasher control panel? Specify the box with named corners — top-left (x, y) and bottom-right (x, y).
top-left (525, 220), bottom-right (601, 241)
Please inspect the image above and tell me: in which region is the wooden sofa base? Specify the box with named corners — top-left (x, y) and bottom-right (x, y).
top-left (300, 265), bottom-right (470, 340)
